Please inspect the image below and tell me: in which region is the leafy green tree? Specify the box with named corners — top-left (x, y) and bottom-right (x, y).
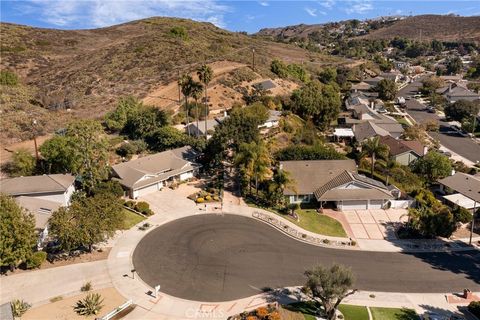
top-left (408, 205), bottom-right (456, 238)
top-left (275, 144), bottom-right (345, 161)
top-left (104, 96), bottom-right (142, 132)
top-left (304, 264), bottom-right (356, 320)
top-left (197, 64), bottom-right (214, 139)
top-left (421, 76), bottom-right (444, 95)
top-left (290, 80), bottom-right (341, 129)
top-left (9, 149), bottom-right (36, 177)
top-left (124, 107), bottom-right (169, 140)
top-left (66, 120), bottom-right (109, 192)
top-left (446, 56), bottom-right (463, 75)
top-left (375, 79), bottom-right (397, 101)
top-left (411, 151), bottom-right (452, 183)
top-left (318, 67), bottom-right (337, 84)
top-left (40, 135), bottom-right (76, 173)
top-left (49, 193), bottom-right (123, 252)
top-left (361, 137), bottom-right (389, 177)
top-left (146, 126), bottom-right (189, 152)
top-left (445, 100), bottom-right (480, 122)
top-left (92, 180), bottom-right (124, 198)
top-left (0, 194), bottom-right (36, 271)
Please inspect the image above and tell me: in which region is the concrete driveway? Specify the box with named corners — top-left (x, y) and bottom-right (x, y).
top-left (343, 209), bottom-right (408, 240)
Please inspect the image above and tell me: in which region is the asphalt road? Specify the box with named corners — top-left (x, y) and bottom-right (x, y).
top-left (132, 215), bottom-right (480, 302)
top-left (398, 80), bottom-right (480, 163)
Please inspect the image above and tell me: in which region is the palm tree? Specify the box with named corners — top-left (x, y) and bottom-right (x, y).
top-left (190, 81), bottom-right (204, 137)
top-left (361, 136), bottom-right (389, 177)
top-left (235, 141), bottom-right (272, 197)
top-left (197, 64), bottom-right (214, 139)
top-left (178, 74), bottom-right (193, 136)
top-left (268, 168), bottom-right (297, 207)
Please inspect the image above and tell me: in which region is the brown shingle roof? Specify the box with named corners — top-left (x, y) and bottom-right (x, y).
top-left (379, 136), bottom-right (425, 157)
top-left (280, 160), bottom-right (357, 195)
top-left (438, 172), bottom-right (480, 203)
top-left (0, 174), bottom-right (75, 196)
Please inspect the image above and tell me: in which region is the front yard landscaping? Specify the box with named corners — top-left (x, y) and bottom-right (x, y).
top-left (370, 307), bottom-right (417, 320)
top-left (120, 209), bottom-right (146, 230)
top-left (338, 304), bottom-right (369, 320)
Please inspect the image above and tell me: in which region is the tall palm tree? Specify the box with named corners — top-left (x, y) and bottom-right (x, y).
top-left (197, 64), bottom-right (214, 139)
top-left (235, 141), bottom-right (272, 197)
top-left (361, 136), bottom-right (389, 177)
top-left (268, 168), bottom-right (297, 206)
top-left (178, 74), bottom-right (193, 136)
top-left (190, 81), bottom-right (203, 137)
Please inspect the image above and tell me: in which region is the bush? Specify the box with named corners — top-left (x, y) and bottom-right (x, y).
top-left (453, 207), bottom-right (472, 224)
top-left (125, 200), bottom-right (135, 208)
top-left (74, 293), bottom-right (104, 316)
top-left (81, 281), bottom-right (92, 292)
top-left (134, 201), bottom-right (150, 213)
top-left (26, 251), bottom-right (47, 269)
top-left (468, 301), bottom-right (480, 318)
top-left (196, 197), bottom-right (205, 203)
top-left (205, 195), bottom-right (212, 201)
top-left (138, 222), bottom-right (151, 231)
top-left (11, 299), bottom-right (31, 317)
top-left (0, 70), bottom-right (19, 86)
top-left (169, 26), bottom-right (188, 40)
top-left (93, 180), bottom-right (124, 198)
top-left (143, 209), bottom-right (154, 216)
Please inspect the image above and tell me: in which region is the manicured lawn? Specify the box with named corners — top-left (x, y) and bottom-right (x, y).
top-left (290, 209), bottom-right (347, 237)
top-left (246, 200), bottom-right (346, 237)
top-left (120, 208), bottom-right (146, 230)
top-left (283, 301), bottom-right (319, 320)
top-left (338, 304), bottom-right (369, 320)
top-left (370, 307), bottom-right (418, 320)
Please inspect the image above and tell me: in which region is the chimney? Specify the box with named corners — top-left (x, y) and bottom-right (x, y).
top-left (224, 110), bottom-right (228, 117)
top-left (423, 145), bottom-right (428, 155)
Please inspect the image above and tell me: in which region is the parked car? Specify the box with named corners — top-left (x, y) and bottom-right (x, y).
top-left (427, 106), bottom-right (435, 113)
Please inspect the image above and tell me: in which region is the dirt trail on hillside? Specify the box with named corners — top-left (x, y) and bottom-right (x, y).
top-left (142, 60), bottom-right (247, 111)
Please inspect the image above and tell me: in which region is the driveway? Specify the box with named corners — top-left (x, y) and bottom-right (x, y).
top-left (132, 214), bottom-right (480, 302)
top-left (343, 209), bottom-right (408, 240)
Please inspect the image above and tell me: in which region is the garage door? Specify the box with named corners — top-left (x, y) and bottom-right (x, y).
top-left (135, 183), bottom-right (160, 198)
top-left (341, 200), bottom-right (368, 210)
top-left (368, 200), bottom-right (384, 209)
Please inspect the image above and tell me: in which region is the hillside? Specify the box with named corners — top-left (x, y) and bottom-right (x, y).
top-left (362, 15), bottom-right (480, 43)
top-left (0, 17), bottom-right (342, 145)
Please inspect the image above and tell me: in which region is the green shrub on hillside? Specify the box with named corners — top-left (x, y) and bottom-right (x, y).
top-left (0, 70), bottom-right (19, 86)
top-left (169, 26), bottom-right (188, 40)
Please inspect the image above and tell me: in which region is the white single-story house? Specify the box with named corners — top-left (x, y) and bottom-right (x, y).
top-left (111, 146), bottom-right (201, 199)
top-left (438, 172), bottom-right (480, 213)
top-left (259, 110), bottom-right (282, 129)
top-left (0, 173), bottom-right (76, 247)
top-left (281, 160), bottom-right (395, 210)
top-left (0, 173), bottom-right (75, 206)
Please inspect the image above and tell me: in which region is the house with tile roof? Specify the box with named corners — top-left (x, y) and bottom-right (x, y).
top-left (280, 160), bottom-right (394, 210)
top-left (379, 135), bottom-right (427, 166)
top-left (111, 146), bottom-right (201, 199)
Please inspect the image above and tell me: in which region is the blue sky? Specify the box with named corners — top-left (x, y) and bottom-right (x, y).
top-left (1, 0), bottom-right (479, 33)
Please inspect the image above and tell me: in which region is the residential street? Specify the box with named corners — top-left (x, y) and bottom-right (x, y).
top-left (397, 79), bottom-right (480, 163)
top-left (132, 214), bottom-right (480, 302)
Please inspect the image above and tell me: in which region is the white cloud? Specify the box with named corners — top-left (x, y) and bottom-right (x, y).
top-left (305, 7), bottom-right (318, 17)
top-left (345, 0), bottom-right (373, 14)
top-left (319, 0), bottom-right (335, 9)
top-left (259, 1), bottom-right (269, 7)
top-left (19, 0), bottom-right (230, 28)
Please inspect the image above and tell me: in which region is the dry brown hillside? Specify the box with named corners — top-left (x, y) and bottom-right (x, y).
top-left (362, 15), bottom-right (480, 43)
top-left (0, 17), bottom-right (342, 145)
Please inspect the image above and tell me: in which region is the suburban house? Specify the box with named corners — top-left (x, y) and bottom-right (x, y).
top-left (380, 71), bottom-right (402, 83)
top-left (111, 146), bottom-right (201, 199)
top-left (0, 173), bottom-right (76, 247)
top-left (353, 119), bottom-right (404, 142)
top-left (0, 173), bottom-right (75, 206)
top-left (379, 135), bottom-right (427, 166)
top-left (281, 160), bottom-right (395, 210)
top-left (259, 110), bottom-right (282, 129)
top-left (350, 81), bottom-right (373, 93)
top-left (438, 172), bottom-right (480, 213)
top-left (364, 76), bottom-right (385, 87)
top-left (437, 83), bottom-right (480, 103)
top-left (185, 116), bottom-right (226, 139)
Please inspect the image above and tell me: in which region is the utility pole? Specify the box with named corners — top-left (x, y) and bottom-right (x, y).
top-left (177, 70), bottom-right (181, 105)
top-left (32, 119), bottom-right (39, 161)
top-left (252, 48), bottom-right (255, 72)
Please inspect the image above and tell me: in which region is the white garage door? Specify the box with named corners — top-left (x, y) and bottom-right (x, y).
top-left (341, 200), bottom-right (368, 210)
top-left (135, 183), bottom-right (160, 198)
top-left (368, 200), bottom-right (384, 209)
